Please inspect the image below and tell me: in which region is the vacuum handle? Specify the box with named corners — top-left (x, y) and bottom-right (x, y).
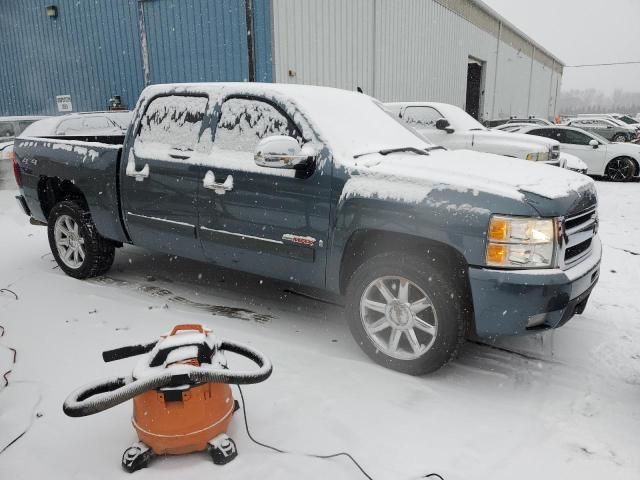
top-left (102, 341), bottom-right (157, 363)
top-left (169, 324), bottom-right (205, 335)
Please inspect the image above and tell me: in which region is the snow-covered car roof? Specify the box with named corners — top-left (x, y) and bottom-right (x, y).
top-left (0, 115), bottom-right (49, 122)
top-left (19, 111), bottom-right (133, 137)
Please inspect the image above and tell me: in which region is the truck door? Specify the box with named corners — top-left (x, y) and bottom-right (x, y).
top-left (121, 94), bottom-right (209, 260)
top-left (195, 96), bottom-right (331, 288)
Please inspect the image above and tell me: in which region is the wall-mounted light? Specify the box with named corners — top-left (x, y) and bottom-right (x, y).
top-left (46, 5), bottom-right (58, 18)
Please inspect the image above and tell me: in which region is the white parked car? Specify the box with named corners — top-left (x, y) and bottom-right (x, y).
top-left (0, 141), bottom-right (14, 161)
top-left (385, 102), bottom-right (562, 167)
top-left (516, 125), bottom-right (640, 181)
top-left (19, 111), bottom-right (133, 138)
top-left (560, 152), bottom-right (588, 174)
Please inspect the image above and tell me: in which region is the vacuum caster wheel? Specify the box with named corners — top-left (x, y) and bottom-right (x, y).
top-left (208, 434), bottom-right (237, 465)
top-left (122, 442), bottom-right (154, 473)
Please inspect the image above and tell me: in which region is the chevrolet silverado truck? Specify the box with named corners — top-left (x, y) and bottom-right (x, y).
top-left (385, 101), bottom-right (564, 167)
top-left (13, 83), bottom-right (601, 375)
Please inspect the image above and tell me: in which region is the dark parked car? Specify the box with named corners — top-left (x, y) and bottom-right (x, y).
top-left (0, 115), bottom-right (48, 143)
top-left (12, 83), bottom-right (601, 374)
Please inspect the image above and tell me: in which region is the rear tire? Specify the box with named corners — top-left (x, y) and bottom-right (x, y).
top-left (612, 134), bottom-right (628, 143)
top-left (345, 252), bottom-right (466, 375)
top-left (605, 157), bottom-right (635, 182)
top-left (47, 201), bottom-right (115, 279)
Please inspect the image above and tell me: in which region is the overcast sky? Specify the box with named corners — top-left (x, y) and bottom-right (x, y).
top-left (482, 0), bottom-right (640, 94)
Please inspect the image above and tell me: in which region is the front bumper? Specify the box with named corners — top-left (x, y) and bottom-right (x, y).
top-left (469, 236), bottom-right (602, 337)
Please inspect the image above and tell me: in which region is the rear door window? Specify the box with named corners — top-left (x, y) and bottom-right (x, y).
top-left (136, 95), bottom-right (208, 158)
top-left (528, 128), bottom-right (561, 142)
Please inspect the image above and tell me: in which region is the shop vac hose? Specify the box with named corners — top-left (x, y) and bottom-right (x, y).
top-left (63, 340), bottom-right (272, 418)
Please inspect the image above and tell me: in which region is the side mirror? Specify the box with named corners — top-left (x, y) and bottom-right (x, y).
top-left (435, 118), bottom-right (450, 130)
top-left (254, 136), bottom-right (313, 169)
top-left (589, 139), bottom-right (599, 148)
top-left (435, 118), bottom-right (454, 134)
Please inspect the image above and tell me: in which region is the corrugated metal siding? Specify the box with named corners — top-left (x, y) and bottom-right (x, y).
top-left (253, 0), bottom-right (274, 82)
top-left (142, 0), bottom-right (249, 83)
top-left (272, 0), bottom-right (562, 121)
top-left (0, 0), bottom-right (274, 116)
top-left (0, 0), bottom-right (143, 115)
top-left (272, 0), bottom-right (375, 93)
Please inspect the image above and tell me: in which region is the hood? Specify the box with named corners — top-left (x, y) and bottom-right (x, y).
top-left (473, 129), bottom-right (559, 149)
top-left (347, 149), bottom-right (597, 216)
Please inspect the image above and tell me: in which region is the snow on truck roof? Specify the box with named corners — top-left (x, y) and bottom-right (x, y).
top-left (140, 82), bottom-right (431, 160)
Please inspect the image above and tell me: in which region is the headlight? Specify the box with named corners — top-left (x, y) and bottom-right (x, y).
top-left (525, 152), bottom-right (549, 161)
top-left (486, 215), bottom-right (556, 268)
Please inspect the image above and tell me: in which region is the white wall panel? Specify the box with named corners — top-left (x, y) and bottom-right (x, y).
top-left (272, 0), bottom-right (562, 121)
top-left (272, 0), bottom-right (375, 93)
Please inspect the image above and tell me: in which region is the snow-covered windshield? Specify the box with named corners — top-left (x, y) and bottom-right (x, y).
top-left (436, 104), bottom-right (488, 131)
top-left (290, 87), bottom-right (432, 159)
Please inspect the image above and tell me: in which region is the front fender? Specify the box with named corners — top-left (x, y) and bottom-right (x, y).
top-left (325, 179), bottom-right (540, 292)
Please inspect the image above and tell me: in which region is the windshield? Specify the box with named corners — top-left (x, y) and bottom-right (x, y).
top-left (437, 104), bottom-right (487, 131)
top-left (617, 115), bottom-right (638, 125)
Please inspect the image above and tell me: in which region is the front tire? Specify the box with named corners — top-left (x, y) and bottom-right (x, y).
top-left (605, 157), bottom-right (635, 182)
top-left (612, 134), bottom-right (628, 143)
top-left (345, 253), bottom-right (466, 375)
top-left (48, 201), bottom-right (115, 279)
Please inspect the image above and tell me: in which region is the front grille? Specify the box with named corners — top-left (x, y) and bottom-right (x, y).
top-left (561, 207), bottom-right (597, 267)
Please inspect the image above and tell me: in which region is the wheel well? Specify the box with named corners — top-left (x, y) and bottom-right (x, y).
top-left (38, 177), bottom-right (89, 220)
top-left (339, 229), bottom-right (474, 333)
top-left (340, 229), bottom-right (469, 293)
top-left (607, 156), bottom-right (637, 171)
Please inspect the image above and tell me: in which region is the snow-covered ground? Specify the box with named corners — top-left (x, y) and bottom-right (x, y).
top-left (0, 169), bottom-right (639, 480)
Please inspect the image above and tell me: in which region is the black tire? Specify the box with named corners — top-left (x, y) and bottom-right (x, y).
top-left (605, 157), bottom-right (635, 182)
top-left (345, 252), bottom-right (466, 375)
top-left (47, 200), bottom-right (115, 279)
top-left (612, 134), bottom-right (628, 143)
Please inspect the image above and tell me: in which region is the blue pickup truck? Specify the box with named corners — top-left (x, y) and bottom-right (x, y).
top-left (12, 83), bottom-right (601, 374)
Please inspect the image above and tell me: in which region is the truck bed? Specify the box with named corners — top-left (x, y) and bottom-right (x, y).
top-left (14, 136), bottom-right (128, 243)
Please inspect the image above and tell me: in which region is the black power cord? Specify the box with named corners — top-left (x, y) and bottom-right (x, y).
top-left (235, 385), bottom-right (444, 480)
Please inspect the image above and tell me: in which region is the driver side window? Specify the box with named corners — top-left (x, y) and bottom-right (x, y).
top-left (213, 98), bottom-right (302, 153)
top-left (402, 106), bottom-right (443, 128)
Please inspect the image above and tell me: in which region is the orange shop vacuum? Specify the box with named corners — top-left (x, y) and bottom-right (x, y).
top-left (63, 324), bottom-right (272, 472)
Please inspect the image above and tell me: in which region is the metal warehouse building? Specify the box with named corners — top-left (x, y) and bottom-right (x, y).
top-left (1, 0), bottom-right (563, 122)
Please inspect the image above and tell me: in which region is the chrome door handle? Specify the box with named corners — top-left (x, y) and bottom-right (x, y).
top-left (203, 170), bottom-right (233, 194)
top-left (125, 161), bottom-right (150, 182)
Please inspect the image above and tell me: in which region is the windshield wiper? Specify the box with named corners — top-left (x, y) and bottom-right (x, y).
top-left (378, 147), bottom-right (429, 156)
top-left (424, 145), bottom-right (446, 152)
top-left (354, 146), bottom-right (435, 159)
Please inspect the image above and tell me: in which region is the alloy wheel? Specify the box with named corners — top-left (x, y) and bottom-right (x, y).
top-left (54, 214), bottom-right (86, 269)
top-left (607, 158), bottom-right (633, 181)
top-left (360, 276), bottom-right (438, 360)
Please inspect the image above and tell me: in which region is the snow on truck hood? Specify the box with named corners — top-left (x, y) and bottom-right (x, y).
top-left (342, 149), bottom-right (595, 206)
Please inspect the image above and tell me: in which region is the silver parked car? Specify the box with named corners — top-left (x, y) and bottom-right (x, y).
top-left (566, 117), bottom-right (635, 143)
